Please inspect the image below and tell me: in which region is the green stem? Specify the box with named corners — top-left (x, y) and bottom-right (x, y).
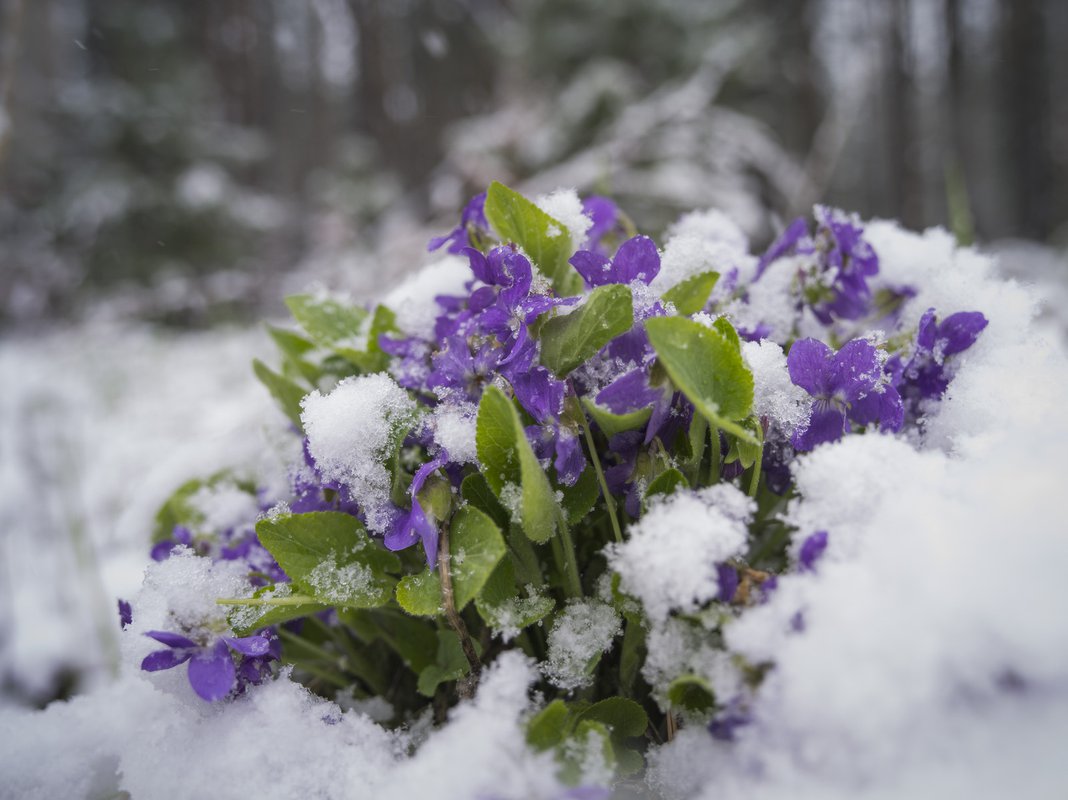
top-left (707, 427), bottom-right (721, 486)
top-left (217, 595), bottom-right (319, 607)
top-left (747, 443), bottom-right (763, 499)
top-left (553, 507), bottom-right (583, 599)
top-left (439, 518), bottom-right (482, 698)
top-left (573, 393), bottom-right (623, 544)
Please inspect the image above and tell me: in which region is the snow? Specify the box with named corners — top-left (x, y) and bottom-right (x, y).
top-left (652, 208), bottom-right (756, 294)
top-left (300, 373), bottom-right (417, 533)
top-left (305, 555), bottom-right (376, 605)
top-left (382, 255), bottom-right (471, 339)
top-left (5, 217), bottom-right (1068, 799)
top-left (741, 339), bottom-right (811, 433)
top-left (535, 188), bottom-right (593, 247)
top-left (0, 322), bottom-right (286, 702)
top-left (543, 600), bottom-right (622, 691)
top-left (607, 484), bottom-right (753, 623)
top-left (430, 402), bottom-right (479, 465)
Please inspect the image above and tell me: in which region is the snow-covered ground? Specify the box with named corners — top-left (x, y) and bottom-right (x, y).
top-left (0, 323), bottom-right (277, 703)
top-left (2, 227), bottom-right (1068, 799)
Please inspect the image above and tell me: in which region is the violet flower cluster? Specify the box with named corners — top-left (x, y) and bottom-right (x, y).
top-left (128, 183), bottom-right (988, 793)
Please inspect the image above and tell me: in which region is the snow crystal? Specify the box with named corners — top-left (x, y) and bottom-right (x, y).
top-left (641, 618), bottom-right (744, 712)
top-left (188, 482), bottom-right (260, 533)
top-left (430, 402), bottom-right (479, 464)
top-left (535, 188), bottom-right (593, 247)
top-left (300, 373), bottom-right (416, 533)
top-left (726, 253), bottom-right (803, 341)
top-left (666, 208), bottom-right (749, 252)
top-left (382, 255), bottom-right (471, 340)
top-left (652, 209), bottom-right (756, 294)
top-left (543, 600), bottom-right (622, 691)
top-left (480, 589), bottom-right (550, 642)
top-left (306, 554), bottom-right (376, 605)
top-left (381, 652), bottom-right (564, 800)
top-left (741, 339), bottom-right (810, 433)
top-left (607, 485), bottom-right (753, 623)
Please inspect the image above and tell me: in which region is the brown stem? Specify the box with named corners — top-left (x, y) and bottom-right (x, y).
top-left (438, 518), bottom-right (481, 699)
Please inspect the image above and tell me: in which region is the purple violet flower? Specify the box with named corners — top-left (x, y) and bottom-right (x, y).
top-left (798, 530), bottom-right (829, 571)
top-left (569, 235), bottom-right (660, 288)
top-left (527, 422), bottom-right (586, 487)
top-left (118, 599), bottom-right (132, 629)
top-left (581, 196), bottom-right (621, 255)
top-left (384, 452), bottom-right (449, 567)
top-left (428, 191), bottom-right (489, 253)
top-left (892, 307), bottom-right (988, 418)
top-left (754, 207), bottom-right (880, 325)
top-left (715, 563), bottom-right (739, 603)
top-left (141, 629), bottom-right (274, 702)
top-left (788, 337), bottom-right (904, 451)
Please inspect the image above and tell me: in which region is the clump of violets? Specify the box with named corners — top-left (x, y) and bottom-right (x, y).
top-left (130, 184), bottom-right (987, 793)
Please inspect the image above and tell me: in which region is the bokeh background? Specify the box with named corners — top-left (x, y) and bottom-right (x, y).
top-left (2, 0), bottom-right (1066, 706)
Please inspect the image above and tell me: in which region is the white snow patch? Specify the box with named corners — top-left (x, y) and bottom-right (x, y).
top-left (535, 188), bottom-right (593, 247)
top-left (430, 402), bottom-right (479, 464)
top-left (300, 373), bottom-right (416, 533)
top-left (543, 600), bottom-right (622, 691)
top-left (382, 255), bottom-right (471, 339)
top-left (608, 484), bottom-right (753, 623)
top-left (742, 339), bottom-right (811, 433)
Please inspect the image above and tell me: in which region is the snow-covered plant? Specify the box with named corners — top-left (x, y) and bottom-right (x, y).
top-left (133, 183), bottom-right (986, 791)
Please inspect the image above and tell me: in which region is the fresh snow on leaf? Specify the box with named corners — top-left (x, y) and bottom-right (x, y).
top-left (543, 600), bottom-right (622, 691)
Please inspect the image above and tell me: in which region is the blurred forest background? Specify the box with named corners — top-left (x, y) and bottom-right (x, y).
top-left (2, 0), bottom-right (1068, 707)
top-left (2, 0), bottom-right (1067, 325)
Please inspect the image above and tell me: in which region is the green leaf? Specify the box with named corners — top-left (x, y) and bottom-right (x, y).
top-left (461, 473), bottom-right (510, 531)
top-left (285, 294), bottom-right (368, 348)
top-left (663, 271), bottom-right (719, 315)
top-left (255, 512), bottom-right (401, 608)
top-left (667, 674), bottom-right (717, 714)
top-left (575, 697), bottom-right (649, 739)
top-left (560, 465), bottom-right (600, 525)
top-left (646, 316), bottom-right (756, 443)
top-left (619, 617), bottom-right (646, 694)
top-left (395, 570), bottom-right (442, 617)
top-left (447, 506), bottom-right (508, 609)
top-left (581, 397), bottom-right (652, 438)
top-left (252, 358), bottom-right (307, 429)
top-left (476, 558), bottom-right (555, 634)
top-left (644, 468), bottom-right (689, 502)
top-left (267, 325), bottom-right (321, 384)
top-left (396, 506), bottom-right (507, 616)
top-left (340, 304), bottom-right (397, 373)
top-left (234, 603), bottom-right (328, 636)
top-left (712, 316), bottom-right (741, 351)
top-left (559, 720), bottom-right (615, 785)
top-left (475, 385), bottom-right (559, 543)
top-left (152, 472), bottom-right (253, 543)
top-left (539, 284), bottom-right (634, 376)
top-left (527, 699), bottom-right (572, 751)
top-left (416, 629), bottom-right (474, 697)
top-left (724, 415), bottom-right (765, 469)
top-left (484, 181), bottom-right (581, 296)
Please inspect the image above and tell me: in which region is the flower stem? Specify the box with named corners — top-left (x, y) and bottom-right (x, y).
top-left (748, 443), bottom-right (763, 498)
top-left (572, 391), bottom-right (623, 544)
top-left (217, 594), bottom-right (319, 607)
top-left (707, 427), bottom-right (721, 485)
top-left (438, 517), bottom-right (481, 698)
top-left (553, 507), bottom-right (583, 599)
